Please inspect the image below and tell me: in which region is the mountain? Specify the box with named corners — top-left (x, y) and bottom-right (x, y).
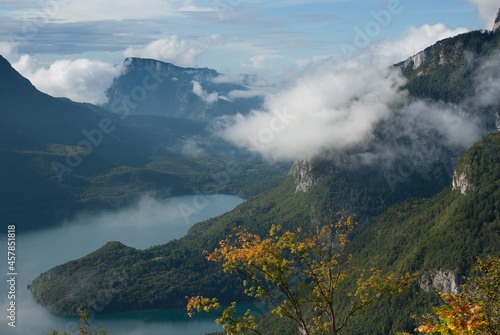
top-left (255, 130), bottom-right (500, 335)
top-left (340, 130), bottom-right (500, 334)
top-left (24, 28), bottom-right (500, 332)
top-left (398, 29), bottom-right (500, 120)
top-left (28, 130), bottom-right (500, 323)
top-left (0, 56), bottom-right (287, 233)
top-left (101, 58), bottom-right (263, 120)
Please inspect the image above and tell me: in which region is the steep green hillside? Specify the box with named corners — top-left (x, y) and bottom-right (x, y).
top-left (399, 29), bottom-right (500, 104)
top-left (29, 148), bottom-right (449, 315)
top-left (341, 131), bottom-right (500, 334)
top-left (226, 131), bottom-right (500, 335)
top-left (30, 131), bottom-right (499, 335)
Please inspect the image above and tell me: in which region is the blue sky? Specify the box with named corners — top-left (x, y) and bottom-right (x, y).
top-left (1, 0), bottom-right (498, 75)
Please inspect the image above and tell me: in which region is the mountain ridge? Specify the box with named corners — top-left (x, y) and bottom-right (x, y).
top-left (102, 57), bottom-right (263, 120)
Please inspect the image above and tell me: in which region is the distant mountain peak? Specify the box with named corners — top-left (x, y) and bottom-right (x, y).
top-left (122, 57), bottom-right (218, 76)
top-left (494, 8), bottom-right (500, 32)
top-left (103, 57), bottom-right (262, 120)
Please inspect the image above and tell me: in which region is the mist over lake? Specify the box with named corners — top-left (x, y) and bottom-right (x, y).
top-left (0, 194), bottom-right (245, 335)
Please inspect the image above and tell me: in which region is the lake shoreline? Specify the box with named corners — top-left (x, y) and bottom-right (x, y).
top-left (1, 194), bottom-right (246, 335)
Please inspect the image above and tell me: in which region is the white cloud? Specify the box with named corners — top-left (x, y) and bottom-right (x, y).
top-left (246, 55), bottom-right (284, 68)
top-left (12, 55), bottom-right (122, 104)
top-left (218, 63), bottom-right (408, 161)
top-left (192, 80), bottom-right (229, 104)
top-left (216, 24), bottom-right (481, 162)
top-left (473, 50), bottom-right (500, 107)
top-left (211, 74), bottom-right (270, 100)
top-left (464, 0), bottom-right (499, 27)
top-left (123, 35), bottom-right (220, 68)
top-left (372, 24), bottom-right (469, 64)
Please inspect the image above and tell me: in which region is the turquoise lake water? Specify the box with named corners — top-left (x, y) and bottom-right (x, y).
top-left (0, 194), bottom-right (246, 335)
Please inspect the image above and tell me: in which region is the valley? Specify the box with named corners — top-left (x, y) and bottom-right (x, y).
top-left (0, 9), bottom-right (499, 335)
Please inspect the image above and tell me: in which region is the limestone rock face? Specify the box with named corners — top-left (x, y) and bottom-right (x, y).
top-left (292, 159), bottom-right (327, 193)
top-left (452, 164), bottom-right (475, 195)
top-left (493, 9), bottom-right (500, 32)
top-left (397, 41), bottom-right (443, 72)
top-left (419, 269), bottom-right (460, 294)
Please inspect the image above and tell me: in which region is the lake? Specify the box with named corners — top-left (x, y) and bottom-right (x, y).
top-left (0, 194), bottom-right (246, 335)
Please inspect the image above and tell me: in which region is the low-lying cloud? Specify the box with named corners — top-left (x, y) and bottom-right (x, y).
top-left (473, 50), bottom-right (500, 108)
top-left (12, 55), bottom-right (122, 104)
top-left (218, 64), bottom-right (408, 161)
top-left (216, 24), bottom-right (482, 162)
top-left (192, 80), bottom-right (230, 104)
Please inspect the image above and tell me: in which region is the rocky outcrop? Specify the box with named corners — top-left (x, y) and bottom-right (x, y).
top-left (292, 159), bottom-right (326, 193)
top-left (396, 41), bottom-right (444, 72)
top-left (419, 269), bottom-right (460, 294)
top-left (493, 9), bottom-right (500, 32)
top-left (452, 164), bottom-right (475, 195)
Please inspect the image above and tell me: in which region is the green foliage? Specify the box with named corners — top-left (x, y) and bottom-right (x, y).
top-left (339, 132), bottom-right (500, 334)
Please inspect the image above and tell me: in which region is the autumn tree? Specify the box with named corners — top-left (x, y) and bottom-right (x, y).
top-left (187, 212), bottom-right (416, 335)
top-left (402, 255), bottom-right (500, 335)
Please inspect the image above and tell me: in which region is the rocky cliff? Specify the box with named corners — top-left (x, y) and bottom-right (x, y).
top-left (396, 41), bottom-right (445, 72)
top-left (292, 159), bottom-right (327, 193)
top-left (493, 8), bottom-right (500, 32)
top-left (419, 269), bottom-right (461, 294)
top-left (452, 164), bottom-right (475, 195)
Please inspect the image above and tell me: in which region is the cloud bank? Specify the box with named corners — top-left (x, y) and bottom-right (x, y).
top-left (474, 50), bottom-right (500, 108)
top-left (216, 24), bottom-right (481, 162)
top-left (218, 64), bottom-right (407, 161)
top-left (12, 55), bottom-right (122, 104)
